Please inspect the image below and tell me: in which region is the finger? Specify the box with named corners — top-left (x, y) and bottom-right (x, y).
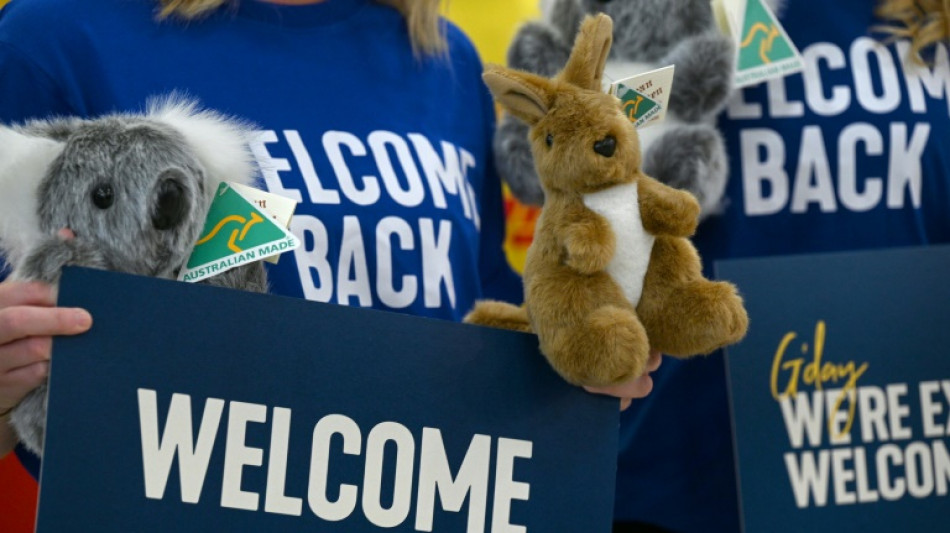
top-left (0, 336), bottom-right (52, 373)
top-left (586, 374), bottom-right (654, 399)
top-left (0, 281), bottom-right (57, 308)
top-left (0, 305), bottom-right (92, 345)
top-left (619, 398), bottom-right (633, 411)
top-left (0, 361), bottom-right (49, 409)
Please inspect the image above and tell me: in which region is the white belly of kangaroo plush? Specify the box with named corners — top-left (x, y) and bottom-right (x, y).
top-left (583, 182), bottom-right (655, 307)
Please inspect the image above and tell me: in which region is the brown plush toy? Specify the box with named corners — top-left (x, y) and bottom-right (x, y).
top-left (465, 13), bottom-right (748, 387)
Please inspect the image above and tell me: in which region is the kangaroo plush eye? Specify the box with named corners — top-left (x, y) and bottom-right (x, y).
top-left (92, 184), bottom-right (115, 209)
top-left (545, 133), bottom-right (553, 147)
top-left (593, 135), bottom-right (617, 157)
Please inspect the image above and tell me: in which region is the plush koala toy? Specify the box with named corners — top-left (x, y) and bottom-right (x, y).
top-left (0, 98), bottom-right (268, 456)
top-left (496, 0), bottom-right (735, 218)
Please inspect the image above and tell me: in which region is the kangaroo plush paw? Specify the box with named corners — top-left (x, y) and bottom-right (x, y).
top-left (464, 300), bottom-right (533, 333)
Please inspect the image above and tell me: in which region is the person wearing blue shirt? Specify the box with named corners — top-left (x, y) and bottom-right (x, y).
top-left (0, 0), bottom-right (652, 487)
top-left (1, 0), bottom-right (518, 477)
top-left (613, 1), bottom-right (950, 531)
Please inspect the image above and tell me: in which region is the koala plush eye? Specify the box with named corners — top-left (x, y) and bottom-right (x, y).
top-left (92, 184), bottom-right (115, 209)
top-left (545, 133), bottom-right (553, 147)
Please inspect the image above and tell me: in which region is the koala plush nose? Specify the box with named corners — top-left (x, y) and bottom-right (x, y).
top-left (152, 177), bottom-right (188, 231)
top-left (593, 135), bottom-right (616, 157)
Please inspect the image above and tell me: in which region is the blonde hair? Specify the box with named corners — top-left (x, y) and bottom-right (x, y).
top-left (157, 0), bottom-right (447, 56)
top-left (876, 0), bottom-right (950, 62)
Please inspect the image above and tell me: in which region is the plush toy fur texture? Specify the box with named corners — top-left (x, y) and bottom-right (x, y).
top-left (467, 14), bottom-right (748, 387)
top-left (0, 97), bottom-right (268, 455)
top-left (497, 0), bottom-right (735, 220)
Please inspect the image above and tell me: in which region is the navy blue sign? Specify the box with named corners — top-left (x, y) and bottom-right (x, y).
top-left (718, 245), bottom-right (950, 533)
top-left (37, 267), bottom-right (618, 532)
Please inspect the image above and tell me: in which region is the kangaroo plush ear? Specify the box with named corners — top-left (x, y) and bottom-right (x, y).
top-left (560, 13), bottom-right (613, 92)
top-left (483, 65), bottom-right (554, 126)
top-left (146, 95), bottom-right (259, 193)
top-left (0, 127), bottom-right (63, 264)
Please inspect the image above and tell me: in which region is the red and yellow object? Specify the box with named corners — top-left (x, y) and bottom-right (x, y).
top-left (0, 452), bottom-right (37, 533)
top-left (443, 0), bottom-right (542, 273)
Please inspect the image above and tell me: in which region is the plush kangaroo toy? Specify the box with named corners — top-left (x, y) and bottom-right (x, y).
top-left (0, 98), bottom-right (268, 455)
top-left (467, 14), bottom-right (748, 387)
top-left (496, 0), bottom-right (735, 219)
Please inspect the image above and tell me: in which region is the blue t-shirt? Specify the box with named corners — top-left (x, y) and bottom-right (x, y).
top-left (0, 0), bottom-right (520, 479)
top-left (0, 0), bottom-right (520, 319)
top-left (614, 1), bottom-right (950, 531)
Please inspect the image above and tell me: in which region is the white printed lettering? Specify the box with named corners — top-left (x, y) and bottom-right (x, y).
top-left (138, 390), bottom-right (224, 503)
top-left (286, 130), bottom-right (341, 204)
top-left (851, 37), bottom-right (901, 114)
top-left (420, 218), bottom-right (456, 309)
top-left (337, 216), bottom-right (372, 306)
top-left (490, 438), bottom-right (533, 533)
top-left (415, 429), bottom-right (491, 533)
top-left (221, 401), bottom-right (267, 511)
top-left (838, 123), bottom-right (884, 211)
top-left (291, 215), bottom-right (333, 302)
top-left (249, 130), bottom-right (302, 202)
top-left (375, 216), bottom-right (418, 308)
top-left (802, 43), bottom-right (851, 116)
top-left (896, 41), bottom-right (950, 116)
top-left (741, 128), bottom-right (789, 216)
top-left (362, 422), bottom-right (416, 528)
top-left (369, 131), bottom-right (425, 208)
top-left (323, 130), bottom-right (381, 206)
top-left (264, 407), bottom-right (303, 516)
top-left (791, 126), bottom-right (837, 213)
top-left (887, 122), bottom-right (929, 208)
top-left (308, 414), bottom-right (360, 521)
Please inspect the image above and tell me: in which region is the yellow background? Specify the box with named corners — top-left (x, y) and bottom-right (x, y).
top-left (442, 0), bottom-right (543, 273)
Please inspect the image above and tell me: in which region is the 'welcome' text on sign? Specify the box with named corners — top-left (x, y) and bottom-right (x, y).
top-left (36, 268), bottom-right (619, 532)
top-left (136, 389), bottom-right (533, 531)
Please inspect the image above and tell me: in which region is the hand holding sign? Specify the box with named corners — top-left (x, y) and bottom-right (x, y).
top-left (37, 268), bottom-right (620, 532)
top-left (585, 351), bottom-right (664, 410)
top-left (0, 281), bottom-right (92, 455)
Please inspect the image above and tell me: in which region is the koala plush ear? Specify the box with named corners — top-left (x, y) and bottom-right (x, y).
top-left (560, 13), bottom-right (613, 92)
top-left (483, 65), bottom-right (554, 126)
top-left (0, 127), bottom-right (63, 265)
top-left (542, 0), bottom-right (584, 42)
top-left (146, 96), bottom-right (258, 191)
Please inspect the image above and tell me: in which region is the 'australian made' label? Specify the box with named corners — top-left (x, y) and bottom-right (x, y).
top-left (179, 182), bottom-right (300, 283)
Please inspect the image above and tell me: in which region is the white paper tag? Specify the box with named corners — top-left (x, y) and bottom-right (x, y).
top-left (229, 182), bottom-right (298, 264)
top-left (712, 0), bottom-right (804, 88)
top-left (608, 65), bottom-right (675, 129)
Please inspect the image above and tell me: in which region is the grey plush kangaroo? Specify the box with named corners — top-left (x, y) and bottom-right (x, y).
top-left (0, 98), bottom-right (268, 456)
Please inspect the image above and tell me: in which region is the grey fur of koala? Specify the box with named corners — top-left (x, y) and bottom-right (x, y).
top-left (0, 98), bottom-right (269, 456)
top-left (497, 0), bottom-right (736, 218)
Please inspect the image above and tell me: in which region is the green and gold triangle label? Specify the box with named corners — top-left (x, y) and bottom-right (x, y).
top-left (730, 0), bottom-right (803, 87)
top-left (179, 182), bottom-right (299, 283)
top-left (617, 85), bottom-right (661, 128)
top-left (738, 0), bottom-right (794, 69)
